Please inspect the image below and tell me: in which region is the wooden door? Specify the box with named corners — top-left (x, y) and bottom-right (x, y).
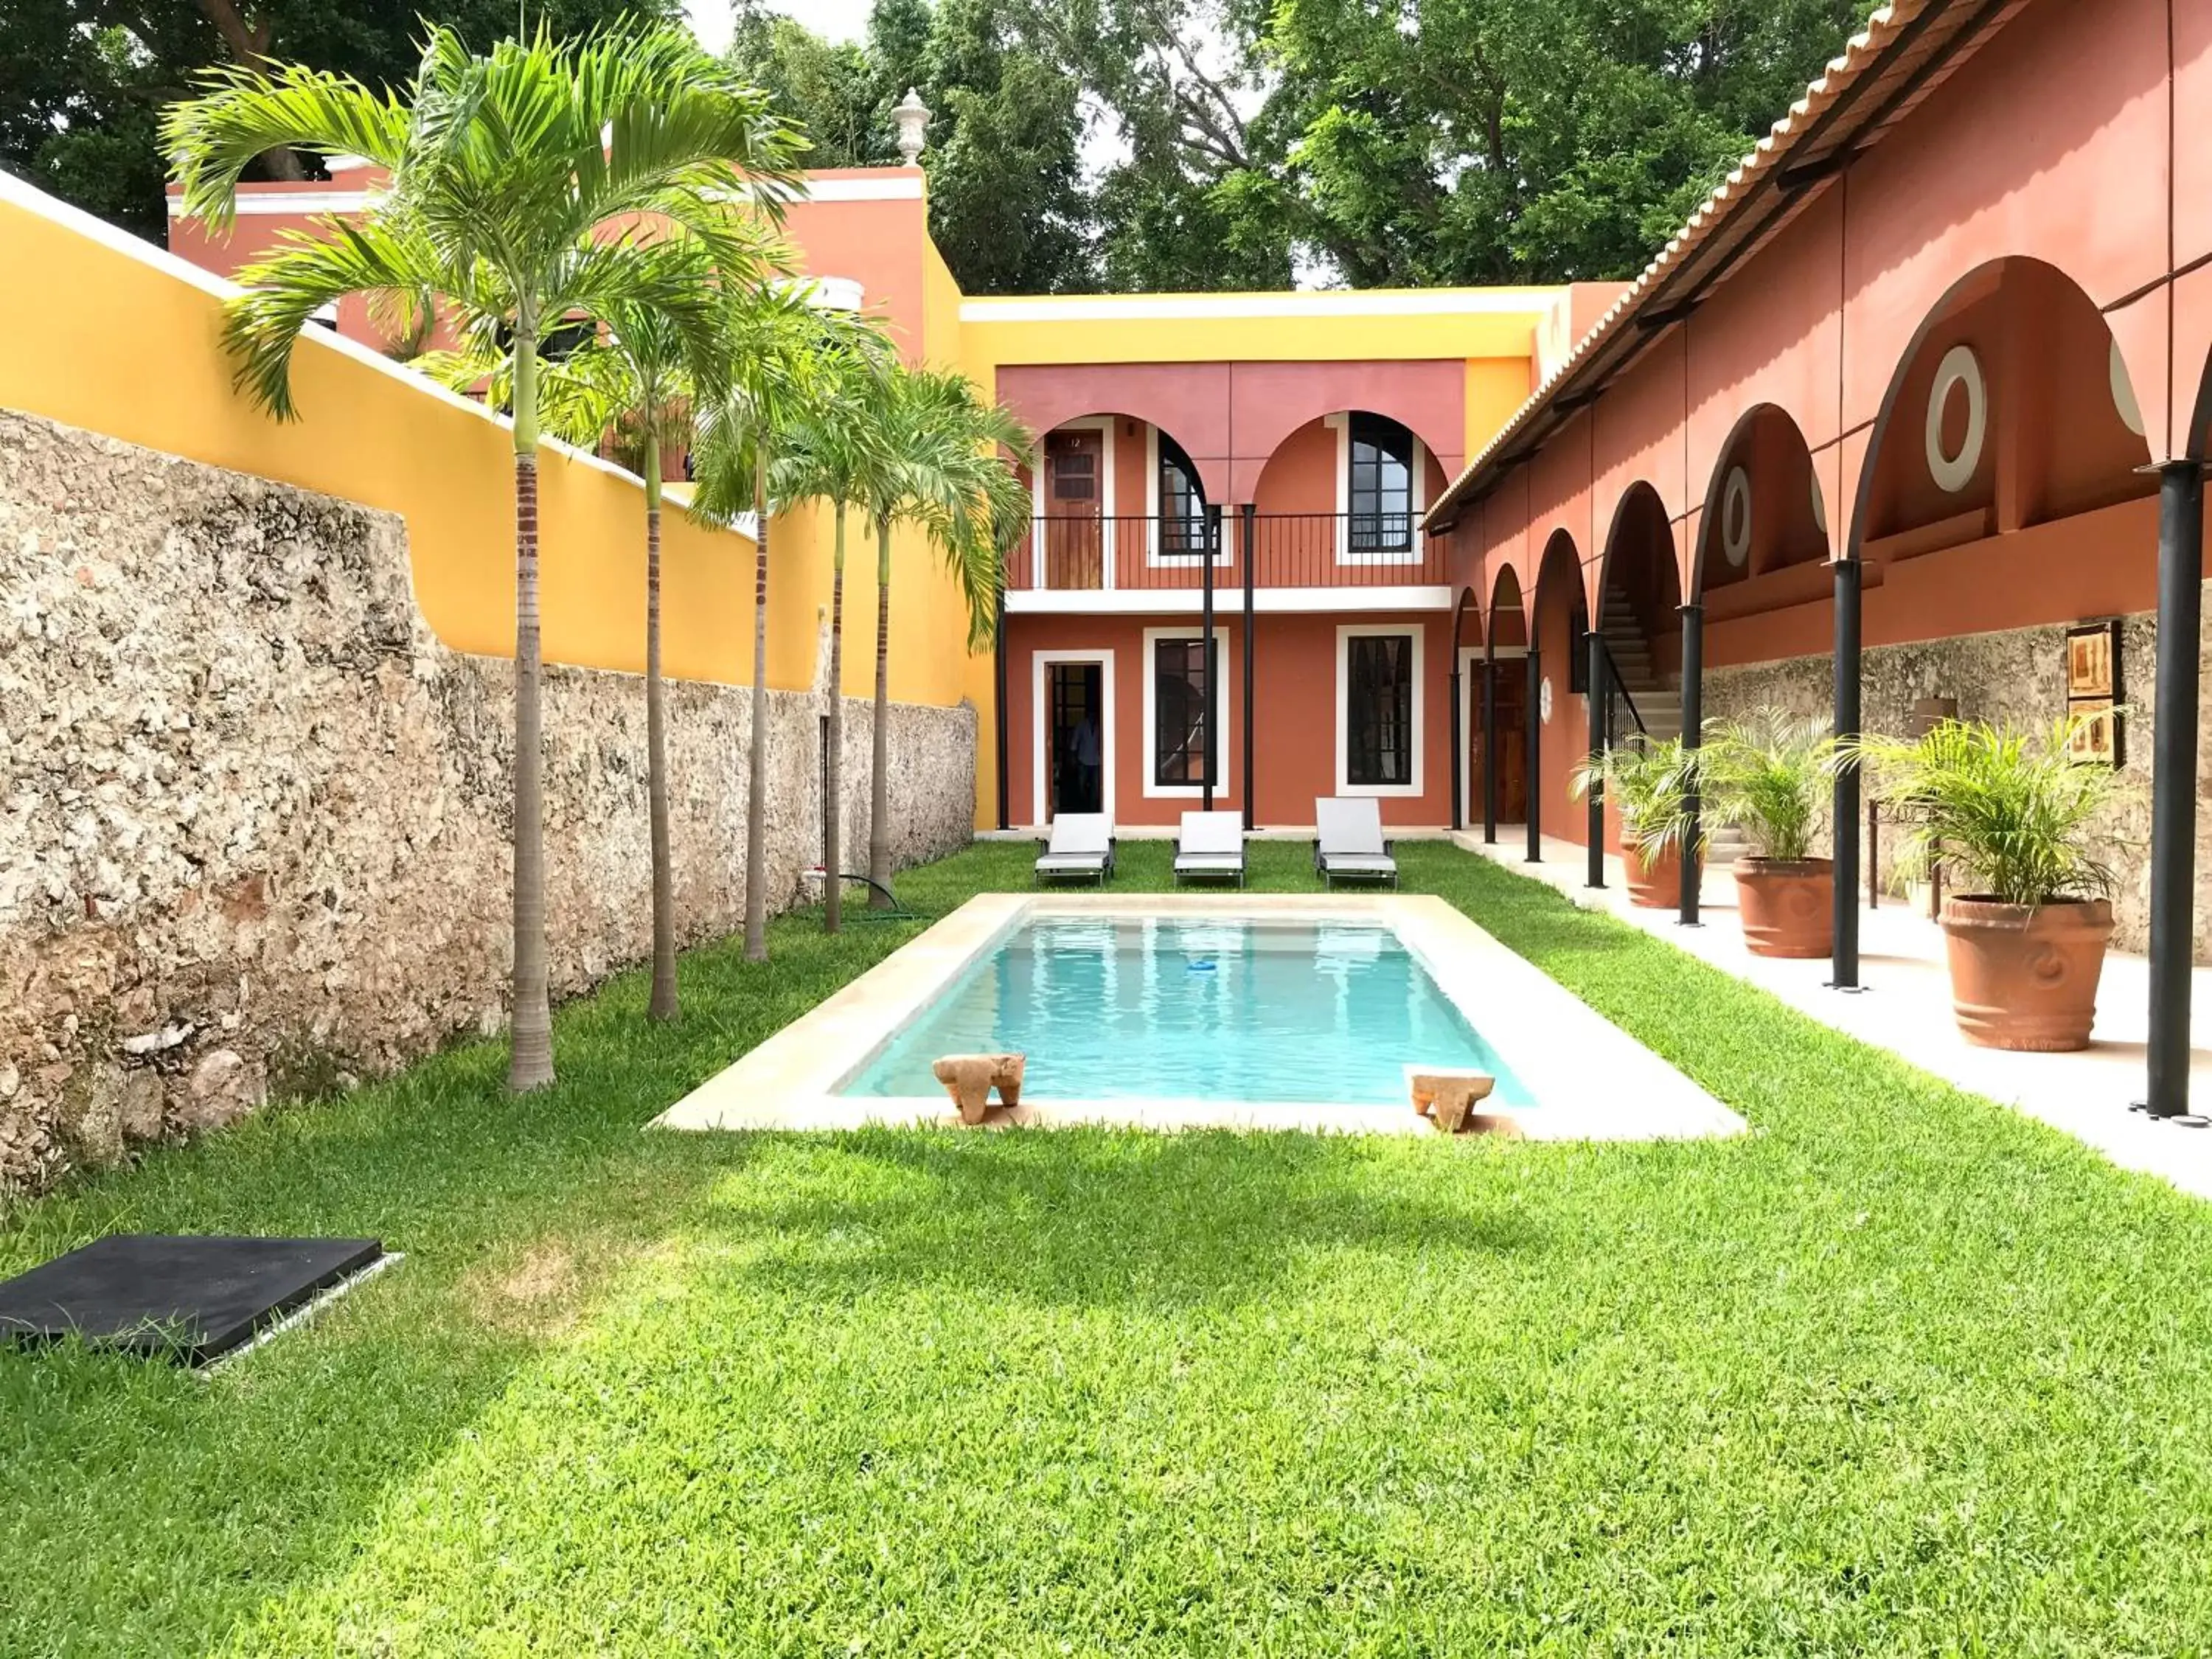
top-left (1478, 662), bottom-right (1529, 823)
top-left (1043, 430), bottom-right (1104, 589)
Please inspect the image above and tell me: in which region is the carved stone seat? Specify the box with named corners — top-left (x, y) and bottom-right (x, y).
top-left (1406, 1067), bottom-right (1504, 1135)
top-left (931, 1052), bottom-right (1027, 1125)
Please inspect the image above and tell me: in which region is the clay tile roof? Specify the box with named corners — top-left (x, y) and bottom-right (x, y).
top-left (1425, 0), bottom-right (2029, 530)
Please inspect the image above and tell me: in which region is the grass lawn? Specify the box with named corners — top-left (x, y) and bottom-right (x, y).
top-left (4, 839), bottom-right (2211, 1656)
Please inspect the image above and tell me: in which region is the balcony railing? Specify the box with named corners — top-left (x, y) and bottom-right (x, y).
top-left (1006, 512), bottom-right (1451, 593)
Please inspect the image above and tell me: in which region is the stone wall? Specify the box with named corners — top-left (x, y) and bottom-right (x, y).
top-left (0, 410), bottom-right (975, 1196)
top-left (1706, 597), bottom-right (2211, 959)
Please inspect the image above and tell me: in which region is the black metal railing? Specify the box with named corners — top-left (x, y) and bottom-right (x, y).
top-left (1592, 633), bottom-right (1649, 749)
top-left (1007, 512), bottom-right (1450, 593)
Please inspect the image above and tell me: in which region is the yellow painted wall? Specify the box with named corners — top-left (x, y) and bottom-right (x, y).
top-left (0, 178), bottom-right (990, 713)
top-left (959, 291), bottom-right (1555, 368)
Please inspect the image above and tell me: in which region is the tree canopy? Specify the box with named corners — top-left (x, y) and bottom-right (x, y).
top-left (725, 0), bottom-right (1882, 294)
top-left (1, 1), bottom-right (677, 241)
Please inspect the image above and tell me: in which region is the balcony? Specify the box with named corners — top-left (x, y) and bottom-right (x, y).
top-left (1004, 513), bottom-right (1455, 612)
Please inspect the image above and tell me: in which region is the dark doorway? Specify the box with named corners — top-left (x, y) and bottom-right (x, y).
top-left (1481, 659), bottom-right (1529, 823)
top-left (1048, 661), bottom-right (1105, 817)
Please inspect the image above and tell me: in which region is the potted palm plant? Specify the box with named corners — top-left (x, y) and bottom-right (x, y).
top-left (1851, 716), bottom-right (2124, 1051)
top-left (1701, 708), bottom-right (1836, 957)
top-left (1568, 737), bottom-right (1696, 908)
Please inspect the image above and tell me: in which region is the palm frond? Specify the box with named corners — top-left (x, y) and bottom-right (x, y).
top-left (163, 63), bottom-right (408, 231)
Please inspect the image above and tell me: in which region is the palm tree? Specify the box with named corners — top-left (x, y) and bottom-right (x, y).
top-left (688, 286), bottom-right (880, 960)
top-left (774, 336), bottom-right (895, 933)
top-left (859, 369), bottom-right (1031, 905)
top-left (421, 297), bottom-right (729, 1022)
top-left (165, 24), bottom-right (804, 1089)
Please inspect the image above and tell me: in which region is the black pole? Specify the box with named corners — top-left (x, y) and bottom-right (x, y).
top-left (1449, 654), bottom-right (1464, 833)
top-left (2146, 461), bottom-right (2203, 1119)
top-left (1201, 503), bottom-right (1218, 812)
top-left (1678, 601), bottom-right (1703, 925)
top-left (1586, 625), bottom-right (1607, 889)
top-left (993, 590), bottom-right (1009, 830)
top-left (1831, 557), bottom-right (1862, 990)
top-left (1241, 503), bottom-right (1256, 830)
top-left (1526, 647), bottom-right (1543, 862)
top-left (1481, 637), bottom-right (1498, 844)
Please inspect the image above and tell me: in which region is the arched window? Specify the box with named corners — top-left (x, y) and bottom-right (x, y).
top-left (1158, 433), bottom-right (1208, 556)
top-left (1348, 414), bottom-right (1415, 553)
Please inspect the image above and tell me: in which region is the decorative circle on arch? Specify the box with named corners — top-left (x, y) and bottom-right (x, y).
top-left (1721, 466), bottom-right (1751, 568)
top-left (1540, 675), bottom-right (1554, 726)
top-left (1924, 344), bottom-right (1986, 494)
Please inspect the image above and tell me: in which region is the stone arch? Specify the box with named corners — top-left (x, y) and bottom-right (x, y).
top-left (1249, 406), bottom-right (1457, 523)
top-left (1691, 405), bottom-right (1829, 600)
top-left (1848, 257), bottom-right (2156, 563)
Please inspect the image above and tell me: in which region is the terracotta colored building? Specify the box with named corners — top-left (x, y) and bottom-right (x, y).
top-left (166, 0), bottom-right (2212, 1116)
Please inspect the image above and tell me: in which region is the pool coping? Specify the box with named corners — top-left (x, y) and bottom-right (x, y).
top-left (653, 894), bottom-right (1745, 1141)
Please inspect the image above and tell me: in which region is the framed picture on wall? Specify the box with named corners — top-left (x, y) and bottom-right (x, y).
top-left (2064, 620), bottom-right (2122, 766)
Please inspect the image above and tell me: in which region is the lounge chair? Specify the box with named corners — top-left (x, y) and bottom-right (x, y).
top-left (1174, 810), bottom-right (1247, 887)
top-left (1034, 813), bottom-right (1115, 886)
top-left (1313, 796), bottom-right (1398, 888)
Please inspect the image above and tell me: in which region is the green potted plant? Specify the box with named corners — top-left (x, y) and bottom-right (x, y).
top-left (1700, 708), bottom-right (1837, 958)
top-left (1851, 716), bottom-right (2124, 1051)
top-left (1568, 736), bottom-right (1697, 908)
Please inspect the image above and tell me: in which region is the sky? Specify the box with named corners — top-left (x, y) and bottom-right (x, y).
top-left (684, 1), bottom-right (871, 53)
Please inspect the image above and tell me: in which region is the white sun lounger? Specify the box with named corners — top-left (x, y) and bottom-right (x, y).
top-left (1174, 810), bottom-right (1246, 887)
top-left (1034, 813), bottom-right (1115, 885)
top-left (1313, 796), bottom-right (1398, 887)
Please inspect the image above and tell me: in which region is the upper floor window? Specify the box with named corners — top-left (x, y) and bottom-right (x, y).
top-left (1348, 414), bottom-right (1416, 554)
top-left (1158, 434), bottom-right (1208, 556)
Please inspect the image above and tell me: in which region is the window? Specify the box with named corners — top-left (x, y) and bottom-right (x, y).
top-left (1152, 636), bottom-right (1215, 787)
top-left (1345, 633), bottom-right (1415, 787)
top-left (1157, 434), bottom-right (1208, 557)
top-left (1348, 414), bottom-right (1416, 554)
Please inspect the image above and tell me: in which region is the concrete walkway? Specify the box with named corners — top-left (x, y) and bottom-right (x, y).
top-left (1461, 830), bottom-right (2212, 1203)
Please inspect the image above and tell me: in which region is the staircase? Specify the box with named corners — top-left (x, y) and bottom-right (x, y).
top-left (1594, 585), bottom-right (1748, 866)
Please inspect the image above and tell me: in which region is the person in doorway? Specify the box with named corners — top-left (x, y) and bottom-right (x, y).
top-left (1070, 709), bottom-right (1102, 813)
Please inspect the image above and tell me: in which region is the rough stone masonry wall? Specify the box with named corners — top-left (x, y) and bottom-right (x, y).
top-left (1705, 597), bottom-right (2212, 960)
top-left (0, 410), bottom-right (975, 1197)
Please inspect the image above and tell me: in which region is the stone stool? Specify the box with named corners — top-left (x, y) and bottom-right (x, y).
top-left (1406, 1067), bottom-right (1500, 1135)
top-left (931, 1052), bottom-right (1027, 1125)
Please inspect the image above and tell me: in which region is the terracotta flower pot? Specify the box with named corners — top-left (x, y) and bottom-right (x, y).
top-left (1621, 834), bottom-right (1684, 909)
top-left (1940, 896), bottom-right (2113, 1051)
top-left (1733, 858), bottom-right (1834, 958)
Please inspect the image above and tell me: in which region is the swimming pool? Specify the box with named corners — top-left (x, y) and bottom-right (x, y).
top-left (844, 918), bottom-right (1534, 1107)
top-left (655, 892), bottom-right (1742, 1140)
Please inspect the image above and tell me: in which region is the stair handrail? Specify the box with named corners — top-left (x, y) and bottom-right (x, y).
top-left (1591, 631), bottom-right (1649, 745)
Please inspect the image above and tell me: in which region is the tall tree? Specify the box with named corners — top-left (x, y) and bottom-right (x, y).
top-left (688, 288), bottom-right (876, 961)
top-left (723, 0), bottom-right (1877, 293)
top-left (422, 293), bottom-right (745, 1023)
top-left (857, 367), bottom-right (1029, 903)
top-left (770, 322), bottom-right (896, 934)
top-left (167, 22), bottom-right (801, 1089)
top-left (2, 2), bottom-right (678, 242)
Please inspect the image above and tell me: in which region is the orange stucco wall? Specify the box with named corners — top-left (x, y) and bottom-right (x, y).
top-left (1004, 610), bottom-right (1455, 830)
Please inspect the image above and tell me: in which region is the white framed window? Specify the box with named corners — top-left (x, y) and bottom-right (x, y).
top-left (1144, 425), bottom-right (1225, 567)
top-left (1335, 623), bottom-right (1425, 796)
top-left (1329, 412), bottom-right (1427, 565)
top-left (1141, 625), bottom-right (1234, 799)
top-left (1031, 648), bottom-right (1116, 826)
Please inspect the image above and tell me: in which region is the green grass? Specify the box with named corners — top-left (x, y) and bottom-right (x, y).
top-left (4, 840), bottom-right (2211, 1656)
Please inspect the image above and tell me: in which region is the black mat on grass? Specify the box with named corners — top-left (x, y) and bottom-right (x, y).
top-left (0, 1234), bottom-right (383, 1365)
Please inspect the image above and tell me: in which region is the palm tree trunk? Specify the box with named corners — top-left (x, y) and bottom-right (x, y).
top-left (742, 457), bottom-right (771, 963)
top-left (868, 513), bottom-right (894, 905)
top-left (825, 501), bottom-right (846, 933)
top-left (644, 431), bottom-right (678, 1020)
top-left (507, 340), bottom-right (555, 1091)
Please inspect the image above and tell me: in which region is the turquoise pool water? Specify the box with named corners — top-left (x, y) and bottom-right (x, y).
top-left (843, 919), bottom-right (1534, 1107)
